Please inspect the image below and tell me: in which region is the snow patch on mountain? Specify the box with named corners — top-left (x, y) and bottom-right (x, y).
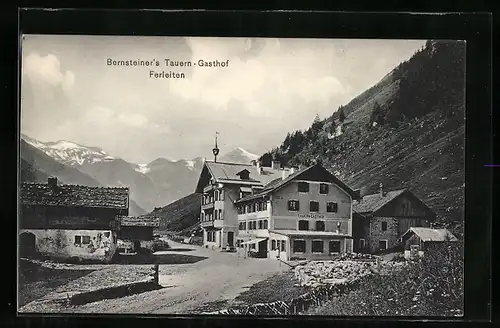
top-left (219, 147), bottom-right (260, 164)
top-left (21, 134), bottom-right (115, 166)
top-left (135, 164), bottom-right (151, 174)
top-left (185, 160), bottom-right (195, 170)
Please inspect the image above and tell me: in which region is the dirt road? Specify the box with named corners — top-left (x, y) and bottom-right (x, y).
top-left (60, 239), bottom-right (288, 314)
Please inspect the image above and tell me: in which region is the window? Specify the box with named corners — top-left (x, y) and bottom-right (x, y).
top-left (74, 236), bottom-right (82, 244)
top-left (82, 236), bottom-right (91, 244)
top-left (288, 200), bottom-right (300, 211)
top-left (215, 210), bottom-right (219, 220)
top-left (327, 202), bottom-right (338, 212)
top-left (329, 240), bottom-right (341, 253)
top-left (298, 220), bottom-right (309, 231)
top-left (271, 240), bottom-right (276, 250)
top-left (298, 182), bottom-right (309, 193)
top-left (113, 235), bottom-right (117, 243)
top-left (379, 240), bottom-right (388, 251)
top-left (320, 183), bottom-right (329, 194)
top-left (316, 221), bottom-right (325, 231)
top-left (258, 220), bottom-right (263, 229)
top-left (263, 220), bottom-right (268, 229)
top-left (309, 201), bottom-right (319, 212)
top-left (293, 240), bottom-right (306, 253)
top-left (281, 240), bottom-right (286, 252)
top-left (263, 202), bottom-right (268, 211)
top-left (359, 239), bottom-right (366, 249)
top-left (312, 240), bottom-right (324, 253)
top-left (381, 221), bottom-right (388, 231)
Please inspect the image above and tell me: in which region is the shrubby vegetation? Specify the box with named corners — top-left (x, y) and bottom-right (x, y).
top-left (309, 242), bottom-right (464, 316)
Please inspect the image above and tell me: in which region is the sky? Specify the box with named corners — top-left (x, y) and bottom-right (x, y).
top-left (20, 35), bottom-right (426, 164)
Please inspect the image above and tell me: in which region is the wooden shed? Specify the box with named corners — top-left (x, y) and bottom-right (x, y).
top-left (400, 227), bottom-right (458, 259)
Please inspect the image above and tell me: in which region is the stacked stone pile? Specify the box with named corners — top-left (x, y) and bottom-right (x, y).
top-left (334, 252), bottom-right (377, 261)
top-left (293, 260), bottom-right (375, 288)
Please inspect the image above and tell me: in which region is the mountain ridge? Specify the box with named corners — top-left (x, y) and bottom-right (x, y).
top-left (259, 40), bottom-right (465, 236)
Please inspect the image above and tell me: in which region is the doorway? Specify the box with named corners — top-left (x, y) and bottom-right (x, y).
top-left (227, 231), bottom-right (234, 247)
top-left (19, 232), bottom-right (36, 257)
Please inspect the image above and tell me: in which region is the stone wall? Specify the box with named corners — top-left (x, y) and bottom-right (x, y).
top-left (21, 229), bottom-right (117, 263)
top-left (368, 217), bottom-right (399, 252)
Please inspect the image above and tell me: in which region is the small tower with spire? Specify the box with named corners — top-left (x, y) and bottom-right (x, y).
top-left (212, 132), bottom-right (220, 162)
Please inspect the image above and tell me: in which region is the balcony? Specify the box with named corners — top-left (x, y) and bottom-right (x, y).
top-left (202, 202), bottom-right (214, 210)
top-left (200, 220), bottom-right (224, 228)
top-left (203, 185), bottom-right (214, 193)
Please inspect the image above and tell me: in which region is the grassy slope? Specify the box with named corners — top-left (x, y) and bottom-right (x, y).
top-left (150, 193), bottom-right (202, 233)
top-left (269, 43), bottom-right (465, 231)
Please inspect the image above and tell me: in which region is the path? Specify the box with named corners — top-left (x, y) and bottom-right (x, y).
top-left (55, 239), bottom-right (288, 314)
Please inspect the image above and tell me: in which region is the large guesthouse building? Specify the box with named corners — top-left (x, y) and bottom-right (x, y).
top-left (195, 157), bottom-right (361, 260)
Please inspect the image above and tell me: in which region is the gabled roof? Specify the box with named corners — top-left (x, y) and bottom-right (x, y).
top-left (195, 161), bottom-right (283, 192)
top-left (401, 227), bottom-right (458, 242)
top-left (353, 189), bottom-right (406, 214)
top-left (119, 216), bottom-right (159, 227)
top-left (235, 163), bottom-right (360, 203)
top-left (21, 181), bottom-right (129, 210)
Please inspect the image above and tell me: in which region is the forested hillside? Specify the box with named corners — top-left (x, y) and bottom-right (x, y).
top-left (260, 40), bottom-right (465, 235)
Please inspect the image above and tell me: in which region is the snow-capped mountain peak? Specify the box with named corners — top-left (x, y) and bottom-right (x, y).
top-left (21, 134), bottom-right (115, 166)
top-left (219, 147), bottom-right (260, 164)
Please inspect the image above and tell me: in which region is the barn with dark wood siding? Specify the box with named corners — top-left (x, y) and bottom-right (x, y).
top-left (116, 216), bottom-right (159, 253)
top-left (19, 176), bottom-right (129, 263)
top-left (352, 184), bottom-right (436, 254)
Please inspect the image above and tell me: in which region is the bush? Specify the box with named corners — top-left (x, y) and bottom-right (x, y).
top-left (309, 242), bottom-right (463, 316)
top-left (151, 239), bottom-right (170, 252)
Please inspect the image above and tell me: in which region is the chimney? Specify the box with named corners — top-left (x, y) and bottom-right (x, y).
top-left (379, 183), bottom-right (385, 197)
top-left (290, 167), bottom-right (295, 174)
top-left (48, 176), bottom-right (58, 187)
top-left (256, 161), bottom-right (263, 175)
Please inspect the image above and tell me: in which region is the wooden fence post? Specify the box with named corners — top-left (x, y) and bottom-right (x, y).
top-left (153, 264), bottom-right (159, 284)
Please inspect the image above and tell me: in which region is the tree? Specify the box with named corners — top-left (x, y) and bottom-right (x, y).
top-left (329, 118), bottom-right (337, 135)
top-left (259, 153), bottom-right (273, 167)
top-left (311, 114), bottom-right (323, 134)
top-left (369, 102), bottom-right (385, 126)
top-left (338, 106), bottom-right (346, 122)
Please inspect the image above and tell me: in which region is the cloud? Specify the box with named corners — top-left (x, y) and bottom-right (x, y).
top-left (23, 52), bottom-right (75, 90)
top-left (169, 38), bottom-right (350, 115)
top-left (20, 35), bottom-right (426, 163)
top-left (118, 113), bottom-right (148, 128)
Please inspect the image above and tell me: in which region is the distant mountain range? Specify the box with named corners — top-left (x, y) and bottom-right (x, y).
top-left (19, 134), bottom-right (259, 214)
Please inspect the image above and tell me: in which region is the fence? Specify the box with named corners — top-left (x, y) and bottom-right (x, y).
top-left (203, 278), bottom-right (363, 315)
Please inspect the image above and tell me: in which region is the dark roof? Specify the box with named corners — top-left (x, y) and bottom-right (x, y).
top-left (21, 182), bottom-right (129, 210)
top-left (353, 189), bottom-right (406, 214)
top-left (235, 163), bottom-right (360, 203)
top-left (119, 216), bottom-right (159, 227)
top-left (401, 227), bottom-right (458, 242)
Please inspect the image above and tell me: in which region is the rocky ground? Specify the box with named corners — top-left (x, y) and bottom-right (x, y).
top-left (293, 253), bottom-right (406, 289)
